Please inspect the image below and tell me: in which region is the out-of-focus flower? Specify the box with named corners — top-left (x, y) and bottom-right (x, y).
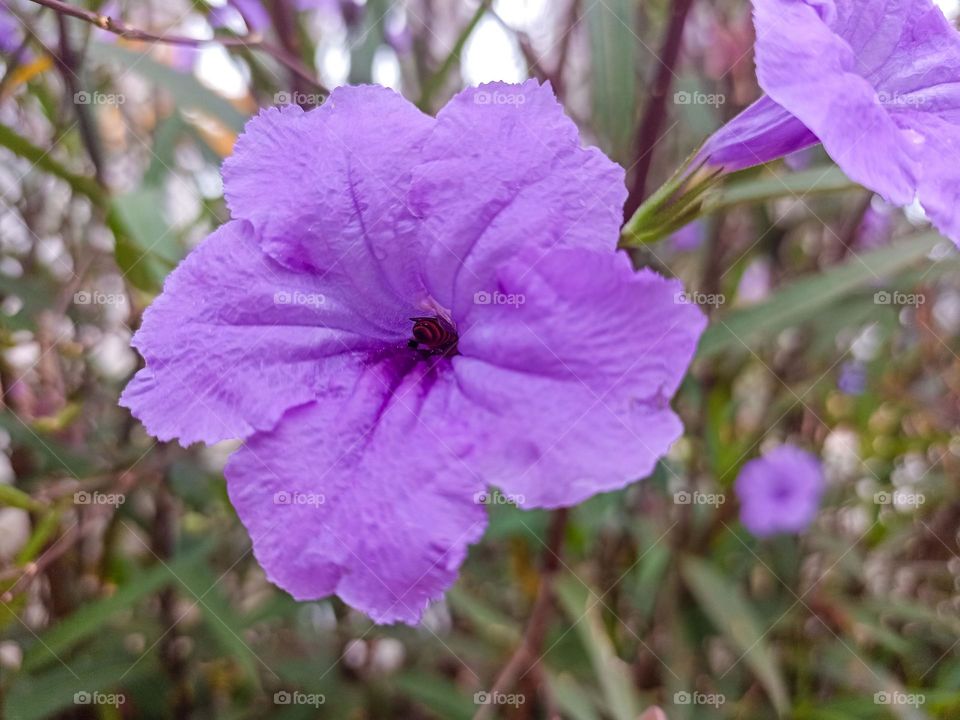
top-left (667, 219), bottom-right (706, 253)
top-left (735, 256), bottom-right (772, 305)
top-left (697, 0), bottom-right (960, 248)
top-left (855, 197), bottom-right (896, 250)
top-left (735, 445), bottom-right (824, 537)
top-left (837, 360), bottom-right (868, 395)
top-left (121, 82), bottom-right (706, 624)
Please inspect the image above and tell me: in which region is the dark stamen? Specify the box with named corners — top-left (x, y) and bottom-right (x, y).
top-left (408, 316), bottom-right (458, 356)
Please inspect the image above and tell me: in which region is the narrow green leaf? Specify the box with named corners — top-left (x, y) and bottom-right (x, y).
top-left (111, 186), bottom-right (181, 293)
top-left (586, 0), bottom-right (638, 162)
top-left (712, 165), bottom-right (858, 211)
top-left (679, 556), bottom-right (789, 715)
top-left (86, 43), bottom-right (248, 132)
top-left (697, 232), bottom-right (944, 359)
top-left (555, 575), bottom-right (642, 720)
top-left (22, 541), bottom-right (213, 671)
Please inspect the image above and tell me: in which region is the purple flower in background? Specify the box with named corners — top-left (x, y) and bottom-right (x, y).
top-left (855, 198), bottom-right (896, 250)
top-left (838, 361), bottom-right (868, 395)
top-left (0, 3), bottom-right (23, 54)
top-left (667, 220), bottom-right (706, 253)
top-left (735, 445), bottom-right (824, 537)
top-left (121, 82), bottom-right (705, 623)
top-left (697, 0), bottom-right (960, 247)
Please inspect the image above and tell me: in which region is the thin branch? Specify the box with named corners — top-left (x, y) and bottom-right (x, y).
top-left (53, 12), bottom-right (105, 185)
top-left (473, 508), bottom-right (569, 720)
top-left (25, 0), bottom-right (326, 93)
top-left (623, 0), bottom-right (696, 221)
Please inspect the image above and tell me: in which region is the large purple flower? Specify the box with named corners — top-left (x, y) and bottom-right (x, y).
top-left (697, 0), bottom-right (960, 246)
top-left (121, 82), bottom-right (705, 623)
top-left (735, 445), bottom-right (824, 537)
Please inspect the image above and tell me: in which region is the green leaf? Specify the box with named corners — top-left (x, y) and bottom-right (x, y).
top-left (111, 186), bottom-right (181, 293)
top-left (679, 556), bottom-right (789, 715)
top-left (86, 43), bottom-right (248, 133)
top-left (555, 575), bottom-right (642, 720)
top-left (22, 540), bottom-right (213, 671)
top-left (0, 123), bottom-right (105, 204)
top-left (544, 671), bottom-right (603, 720)
top-left (416, 0), bottom-right (489, 111)
top-left (394, 671), bottom-right (475, 720)
top-left (586, 0), bottom-right (638, 162)
top-left (711, 165), bottom-right (858, 211)
top-left (697, 232), bottom-right (944, 359)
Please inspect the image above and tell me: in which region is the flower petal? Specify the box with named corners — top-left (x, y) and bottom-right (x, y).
top-left (223, 86), bottom-right (436, 320)
top-left (696, 95), bottom-right (819, 172)
top-left (751, 0), bottom-right (919, 204)
top-left (453, 249), bottom-right (705, 508)
top-left (409, 80), bottom-right (626, 318)
top-left (120, 220), bottom-right (384, 446)
top-left (225, 360), bottom-right (487, 624)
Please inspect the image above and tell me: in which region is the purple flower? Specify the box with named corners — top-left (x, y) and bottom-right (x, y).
top-left (837, 361), bottom-right (867, 395)
top-left (120, 82), bottom-right (706, 623)
top-left (0, 3), bottom-right (23, 54)
top-left (735, 445), bottom-right (824, 537)
top-left (697, 0), bottom-right (960, 247)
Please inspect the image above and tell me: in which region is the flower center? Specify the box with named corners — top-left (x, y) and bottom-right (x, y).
top-left (408, 316), bottom-right (458, 356)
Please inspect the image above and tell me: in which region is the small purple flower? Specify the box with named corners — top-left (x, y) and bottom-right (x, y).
top-left (121, 82), bottom-right (705, 623)
top-left (837, 361), bottom-right (867, 395)
top-left (697, 0), bottom-right (960, 247)
top-left (735, 445), bottom-right (824, 538)
top-left (0, 3), bottom-right (23, 54)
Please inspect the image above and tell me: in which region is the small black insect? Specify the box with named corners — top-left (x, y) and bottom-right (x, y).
top-left (408, 316), bottom-right (458, 356)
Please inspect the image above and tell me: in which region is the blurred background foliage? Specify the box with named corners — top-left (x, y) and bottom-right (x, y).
top-left (0, 0), bottom-right (959, 718)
